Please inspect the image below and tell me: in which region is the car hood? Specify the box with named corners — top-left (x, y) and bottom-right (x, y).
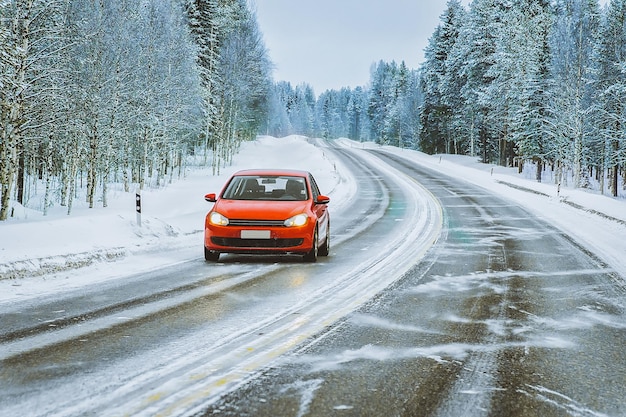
top-left (214, 199), bottom-right (309, 220)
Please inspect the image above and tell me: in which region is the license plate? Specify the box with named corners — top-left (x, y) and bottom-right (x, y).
top-left (241, 230), bottom-right (271, 239)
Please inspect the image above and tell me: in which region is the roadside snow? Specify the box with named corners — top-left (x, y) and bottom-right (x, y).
top-left (338, 139), bottom-right (626, 281)
top-left (0, 136), bottom-right (353, 301)
top-left (1, 136), bottom-right (625, 302)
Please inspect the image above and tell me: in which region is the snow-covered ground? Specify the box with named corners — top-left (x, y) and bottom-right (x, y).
top-left (339, 139), bottom-right (626, 281)
top-left (1, 136), bottom-right (625, 303)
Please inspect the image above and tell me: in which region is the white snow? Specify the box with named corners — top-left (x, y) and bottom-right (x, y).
top-left (338, 139), bottom-right (626, 280)
top-left (1, 135), bottom-right (625, 303)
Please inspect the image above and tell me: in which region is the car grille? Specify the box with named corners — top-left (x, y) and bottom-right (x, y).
top-left (211, 237), bottom-right (303, 248)
top-left (228, 219), bottom-right (285, 227)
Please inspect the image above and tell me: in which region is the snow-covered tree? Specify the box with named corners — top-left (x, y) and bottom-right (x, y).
top-left (592, 0), bottom-right (626, 196)
top-left (289, 84), bottom-right (315, 137)
top-left (265, 81), bottom-right (293, 137)
top-left (346, 86), bottom-right (371, 142)
top-left (0, 0), bottom-right (68, 219)
top-left (547, 0), bottom-right (600, 188)
top-left (449, 0), bottom-right (505, 163)
top-left (187, 0), bottom-right (271, 174)
top-left (0, 0), bottom-right (276, 220)
top-left (2, 0), bottom-right (248, 219)
top-left (506, 0), bottom-right (553, 182)
top-left (420, 0), bottom-right (465, 154)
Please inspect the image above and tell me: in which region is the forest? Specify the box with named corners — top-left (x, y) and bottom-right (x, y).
top-left (269, 0), bottom-right (626, 198)
top-left (0, 0), bottom-right (271, 220)
top-left (1, 0), bottom-right (625, 221)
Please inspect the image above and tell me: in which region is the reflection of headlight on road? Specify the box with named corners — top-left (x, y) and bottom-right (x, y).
top-left (290, 274), bottom-right (306, 288)
top-left (209, 212), bottom-right (229, 226)
top-left (284, 213), bottom-right (308, 227)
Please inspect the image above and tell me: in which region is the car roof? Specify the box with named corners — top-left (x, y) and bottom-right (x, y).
top-left (232, 169), bottom-right (310, 178)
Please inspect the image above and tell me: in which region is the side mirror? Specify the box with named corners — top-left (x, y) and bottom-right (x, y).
top-left (316, 195), bottom-right (330, 204)
top-left (204, 193), bottom-right (217, 203)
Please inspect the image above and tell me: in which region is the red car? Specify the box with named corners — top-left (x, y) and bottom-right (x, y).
top-left (204, 169), bottom-right (330, 262)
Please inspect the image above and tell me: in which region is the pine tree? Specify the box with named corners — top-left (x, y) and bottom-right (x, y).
top-left (592, 0), bottom-right (626, 196)
top-left (450, 0), bottom-right (504, 163)
top-left (186, 0), bottom-right (271, 174)
top-left (368, 61), bottom-right (398, 144)
top-left (186, 0), bottom-right (222, 169)
top-left (509, 0), bottom-right (553, 182)
top-left (290, 84), bottom-right (315, 137)
top-left (347, 86), bottom-right (371, 142)
top-left (420, 0), bottom-right (465, 154)
top-left (265, 81), bottom-right (293, 137)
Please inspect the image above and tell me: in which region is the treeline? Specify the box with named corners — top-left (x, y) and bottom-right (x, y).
top-left (265, 61), bottom-right (422, 149)
top-left (420, 0), bottom-right (626, 196)
top-left (4, 0), bottom-right (625, 221)
top-left (268, 0), bottom-right (625, 196)
top-left (0, 0), bottom-right (271, 219)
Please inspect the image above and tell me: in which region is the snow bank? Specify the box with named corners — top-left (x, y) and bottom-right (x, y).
top-left (0, 136), bottom-right (350, 281)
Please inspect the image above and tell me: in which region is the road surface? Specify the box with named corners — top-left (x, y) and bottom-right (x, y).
top-left (1, 143), bottom-right (624, 417)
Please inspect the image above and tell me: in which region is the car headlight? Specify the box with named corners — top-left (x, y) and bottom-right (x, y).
top-left (284, 213), bottom-right (308, 227)
top-left (209, 212), bottom-right (229, 226)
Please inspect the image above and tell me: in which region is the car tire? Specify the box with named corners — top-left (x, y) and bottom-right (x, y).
top-left (303, 228), bottom-right (318, 262)
top-left (204, 247), bottom-right (220, 262)
top-left (318, 223), bottom-right (330, 256)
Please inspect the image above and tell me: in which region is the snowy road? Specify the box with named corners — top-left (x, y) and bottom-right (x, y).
top-left (0, 144), bottom-right (441, 416)
top-left (1, 142), bottom-right (625, 417)
top-left (200, 147), bottom-right (626, 417)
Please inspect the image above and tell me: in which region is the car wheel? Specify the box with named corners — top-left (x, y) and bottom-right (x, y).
top-left (204, 247), bottom-right (220, 262)
top-left (318, 223), bottom-right (330, 257)
top-left (303, 228), bottom-right (318, 262)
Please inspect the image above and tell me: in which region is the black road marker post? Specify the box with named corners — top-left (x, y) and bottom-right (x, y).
top-left (136, 189), bottom-right (142, 227)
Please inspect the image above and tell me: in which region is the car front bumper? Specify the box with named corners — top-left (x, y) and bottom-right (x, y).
top-left (204, 224), bottom-right (314, 254)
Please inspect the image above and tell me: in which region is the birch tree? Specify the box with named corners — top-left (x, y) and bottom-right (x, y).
top-left (0, 0), bottom-right (67, 219)
top-left (547, 0), bottom-right (600, 188)
top-left (186, 0), bottom-right (222, 167)
top-left (216, 1), bottom-right (270, 170)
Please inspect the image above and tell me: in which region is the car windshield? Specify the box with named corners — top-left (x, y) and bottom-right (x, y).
top-left (222, 175), bottom-right (308, 201)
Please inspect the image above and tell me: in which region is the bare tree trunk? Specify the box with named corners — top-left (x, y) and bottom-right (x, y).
top-left (86, 128), bottom-right (98, 209)
top-left (573, 130), bottom-right (583, 187)
top-left (60, 161), bottom-right (68, 207)
top-left (611, 140), bottom-right (619, 197)
top-left (102, 174), bottom-right (108, 208)
top-left (0, 139), bottom-right (16, 220)
top-left (66, 155), bottom-right (78, 216)
top-left (536, 158), bottom-right (543, 183)
top-left (16, 147), bottom-right (25, 205)
top-left (42, 141), bottom-right (53, 215)
top-left (599, 165), bottom-right (605, 196)
top-left (141, 130), bottom-right (148, 190)
top-left (0, 2), bottom-right (33, 220)
top-left (43, 171), bottom-right (51, 216)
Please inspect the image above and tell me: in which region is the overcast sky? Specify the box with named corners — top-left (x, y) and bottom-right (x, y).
top-left (253, 0), bottom-right (610, 95)
top-left (252, 0), bottom-right (471, 94)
